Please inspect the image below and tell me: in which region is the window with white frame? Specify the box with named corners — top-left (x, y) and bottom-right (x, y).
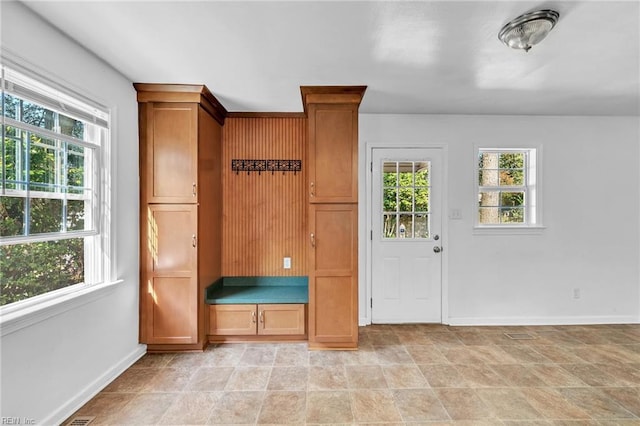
top-left (0, 65), bottom-right (109, 307)
top-left (477, 148), bottom-right (538, 226)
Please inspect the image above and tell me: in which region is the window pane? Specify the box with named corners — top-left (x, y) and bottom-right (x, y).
top-left (29, 198), bottom-right (62, 234)
top-left (479, 152), bottom-right (499, 170)
top-left (500, 152), bottom-right (524, 168)
top-left (67, 200), bottom-right (86, 231)
top-left (479, 207), bottom-right (500, 224)
top-left (499, 169), bottom-right (524, 186)
top-left (1, 196), bottom-right (25, 236)
top-left (501, 192), bottom-right (525, 207)
top-left (414, 162), bottom-right (429, 186)
top-left (29, 135), bottom-right (58, 192)
top-left (398, 162), bottom-right (413, 187)
top-left (479, 169), bottom-right (499, 186)
top-left (479, 191), bottom-right (499, 207)
top-left (2, 128), bottom-right (27, 189)
top-left (501, 208), bottom-right (525, 223)
top-left (67, 145), bottom-right (86, 193)
top-left (383, 189), bottom-right (397, 212)
top-left (59, 114), bottom-right (85, 140)
top-left (398, 214), bottom-right (413, 238)
top-left (0, 238), bottom-right (84, 306)
top-left (398, 188), bottom-right (413, 212)
top-left (383, 164), bottom-right (397, 187)
top-left (383, 214), bottom-right (397, 238)
top-left (415, 188), bottom-right (429, 212)
top-left (415, 214), bottom-right (429, 238)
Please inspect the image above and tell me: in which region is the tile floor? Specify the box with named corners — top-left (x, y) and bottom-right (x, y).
top-left (66, 324), bottom-right (640, 425)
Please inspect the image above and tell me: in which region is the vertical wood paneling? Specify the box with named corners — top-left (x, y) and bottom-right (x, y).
top-left (222, 117), bottom-right (307, 276)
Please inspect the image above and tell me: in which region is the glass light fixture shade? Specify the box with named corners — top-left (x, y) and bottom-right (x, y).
top-left (499, 10), bottom-right (560, 52)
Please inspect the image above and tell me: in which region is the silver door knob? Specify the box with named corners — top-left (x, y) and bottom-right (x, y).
top-left (433, 246), bottom-right (442, 253)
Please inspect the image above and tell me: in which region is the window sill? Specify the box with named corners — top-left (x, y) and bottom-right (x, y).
top-left (0, 279), bottom-right (123, 337)
top-left (472, 225), bottom-right (546, 236)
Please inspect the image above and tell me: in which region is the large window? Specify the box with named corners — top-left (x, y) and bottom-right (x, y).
top-left (1, 66), bottom-right (109, 306)
top-left (477, 148), bottom-right (539, 227)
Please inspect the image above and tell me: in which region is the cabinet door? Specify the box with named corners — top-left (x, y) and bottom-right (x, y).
top-left (308, 204), bottom-right (358, 347)
top-left (142, 204), bottom-right (198, 344)
top-left (258, 304), bottom-right (306, 335)
top-left (209, 304), bottom-right (257, 335)
top-left (308, 104), bottom-right (358, 203)
top-left (143, 103), bottom-right (198, 203)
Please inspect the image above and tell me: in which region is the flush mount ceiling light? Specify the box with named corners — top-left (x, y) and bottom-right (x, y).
top-left (498, 9), bottom-right (559, 52)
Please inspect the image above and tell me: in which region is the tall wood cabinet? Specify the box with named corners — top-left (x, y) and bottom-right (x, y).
top-left (136, 84), bottom-right (226, 352)
top-left (302, 86), bottom-right (366, 349)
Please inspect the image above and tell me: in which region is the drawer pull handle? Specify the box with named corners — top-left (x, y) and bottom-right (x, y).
top-left (310, 182), bottom-right (315, 197)
top-left (192, 235), bottom-right (197, 247)
top-left (251, 311), bottom-right (256, 324)
top-left (259, 311), bottom-right (264, 324)
top-left (192, 182), bottom-right (196, 196)
top-left (310, 233), bottom-right (315, 247)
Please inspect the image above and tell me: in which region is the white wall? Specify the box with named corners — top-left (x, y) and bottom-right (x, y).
top-left (1, 2), bottom-right (143, 424)
top-left (359, 114), bottom-right (640, 325)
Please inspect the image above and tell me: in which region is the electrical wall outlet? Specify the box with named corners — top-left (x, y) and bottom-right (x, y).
top-left (283, 257), bottom-right (291, 269)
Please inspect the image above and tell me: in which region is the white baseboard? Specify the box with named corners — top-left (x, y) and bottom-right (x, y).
top-left (42, 344), bottom-right (147, 426)
top-left (446, 315), bottom-right (640, 326)
top-left (359, 317), bottom-right (370, 327)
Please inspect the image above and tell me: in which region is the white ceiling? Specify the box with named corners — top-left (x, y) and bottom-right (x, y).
top-left (21, 0), bottom-right (640, 115)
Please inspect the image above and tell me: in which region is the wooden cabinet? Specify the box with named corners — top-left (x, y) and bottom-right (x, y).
top-left (308, 204), bottom-right (358, 346)
top-left (307, 104), bottom-right (358, 203)
top-left (136, 84), bottom-right (226, 351)
top-left (141, 205), bottom-right (198, 344)
top-left (302, 86), bottom-right (365, 350)
top-left (209, 304), bottom-right (306, 336)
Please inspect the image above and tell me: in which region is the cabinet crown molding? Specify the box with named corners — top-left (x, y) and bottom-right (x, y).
top-left (133, 83), bottom-right (227, 125)
top-left (300, 86), bottom-right (367, 115)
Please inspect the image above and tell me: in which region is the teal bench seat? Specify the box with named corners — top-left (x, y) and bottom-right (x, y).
top-left (205, 276), bottom-right (308, 304)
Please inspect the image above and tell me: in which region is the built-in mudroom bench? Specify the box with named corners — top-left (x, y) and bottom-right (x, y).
top-left (206, 277), bottom-right (308, 342)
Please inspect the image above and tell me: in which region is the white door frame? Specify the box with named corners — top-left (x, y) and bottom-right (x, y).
top-left (363, 142), bottom-right (449, 326)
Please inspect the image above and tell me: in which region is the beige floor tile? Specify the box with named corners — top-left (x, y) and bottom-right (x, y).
top-left (529, 364), bottom-right (587, 387)
top-left (404, 344), bottom-right (449, 364)
top-left (594, 363), bottom-right (640, 386)
top-left (528, 345), bottom-right (587, 364)
top-left (367, 331), bottom-right (402, 346)
top-left (441, 346), bottom-right (495, 364)
top-left (158, 392), bottom-right (220, 425)
top-left (382, 364), bottom-right (428, 388)
top-left (498, 345), bottom-right (551, 364)
top-left (225, 366), bottom-right (271, 390)
top-left (345, 364), bottom-right (387, 389)
top-left (186, 366), bottom-right (234, 391)
top-left (305, 391), bottom-right (353, 424)
top-left (455, 364), bottom-right (508, 387)
top-left (572, 345), bottom-right (632, 364)
top-left (519, 387), bottom-right (590, 420)
top-left (309, 349), bottom-right (346, 366)
top-left (207, 391), bottom-right (264, 424)
top-left (374, 345), bottom-right (415, 364)
top-left (308, 365), bottom-right (348, 390)
top-left (350, 389), bottom-right (402, 422)
top-left (419, 364), bottom-right (468, 388)
top-left (131, 353), bottom-right (175, 368)
top-left (392, 388), bottom-right (450, 422)
top-left (143, 367), bottom-right (197, 392)
top-left (257, 391), bottom-right (306, 424)
top-left (476, 388), bottom-right (542, 420)
top-left (490, 364), bottom-right (548, 387)
top-left (69, 392), bottom-right (132, 425)
top-left (342, 346), bottom-right (380, 365)
top-left (558, 387), bottom-right (636, 419)
top-left (425, 332), bottom-right (464, 346)
top-left (434, 388), bottom-right (493, 420)
top-left (107, 392), bottom-right (178, 425)
top-left (239, 346), bottom-right (276, 366)
top-left (267, 366), bottom-right (308, 390)
top-left (561, 363), bottom-right (626, 387)
top-left (203, 346), bottom-right (246, 367)
top-left (167, 352), bottom-right (206, 369)
top-left (274, 345), bottom-right (309, 366)
top-left (601, 387), bottom-right (640, 417)
top-left (395, 330), bottom-right (433, 345)
top-left (102, 367), bottom-right (159, 393)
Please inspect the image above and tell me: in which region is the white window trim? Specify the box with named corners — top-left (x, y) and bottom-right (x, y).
top-left (473, 145), bottom-right (545, 235)
top-left (0, 53), bottom-right (118, 330)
